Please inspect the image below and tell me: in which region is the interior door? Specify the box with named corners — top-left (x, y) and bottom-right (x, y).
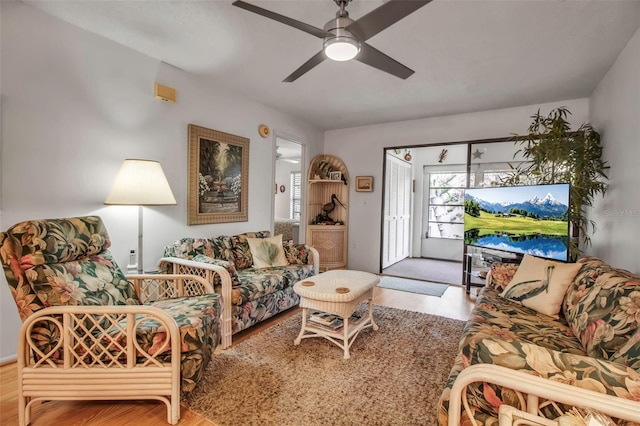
top-left (382, 153), bottom-right (412, 268)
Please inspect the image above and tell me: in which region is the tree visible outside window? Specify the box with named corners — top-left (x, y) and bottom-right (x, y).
top-left (290, 172), bottom-right (301, 220)
top-left (426, 172), bottom-right (471, 239)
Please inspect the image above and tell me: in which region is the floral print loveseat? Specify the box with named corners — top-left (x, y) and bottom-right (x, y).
top-left (160, 231), bottom-right (319, 349)
top-left (1, 216), bottom-right (223, 425)
top-left (438, 257), bottom-right (640, 424)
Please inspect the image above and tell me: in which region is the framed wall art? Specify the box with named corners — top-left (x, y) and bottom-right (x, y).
top-left (188, 124), bottom-right (249, 225)
top-left (355, 176), bottom-right (373, 192)
top-left (329, 171), bottom-right (342, 181)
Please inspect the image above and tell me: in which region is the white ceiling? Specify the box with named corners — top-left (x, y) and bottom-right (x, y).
top-left (24, 0), bottom-right (640, 130)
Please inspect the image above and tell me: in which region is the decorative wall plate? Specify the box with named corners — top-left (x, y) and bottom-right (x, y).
top-left (258, 124), bottom-right (270, 138)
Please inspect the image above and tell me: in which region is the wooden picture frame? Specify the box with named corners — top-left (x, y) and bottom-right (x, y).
top-left (188, 124), bottom-right (249, 225)
top-left (355, 176), bottom-right (373, 192)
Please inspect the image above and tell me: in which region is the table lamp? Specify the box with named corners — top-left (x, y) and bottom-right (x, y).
top-left (105, 159), bottom-right (177, 273)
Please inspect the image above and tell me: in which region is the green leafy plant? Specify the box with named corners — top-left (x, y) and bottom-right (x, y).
top-left (504, 107), bottom-right (609, 258)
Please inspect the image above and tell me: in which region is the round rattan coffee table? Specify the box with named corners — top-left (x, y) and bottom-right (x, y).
top-left (293, 270), bottom-right (379, 359)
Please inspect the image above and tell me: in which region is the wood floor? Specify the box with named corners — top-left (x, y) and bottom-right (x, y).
top-left (0, 285), bottom-right (476, 426)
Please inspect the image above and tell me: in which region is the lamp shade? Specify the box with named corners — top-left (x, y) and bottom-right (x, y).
top-left (104, 159), bottom-right (177, 205)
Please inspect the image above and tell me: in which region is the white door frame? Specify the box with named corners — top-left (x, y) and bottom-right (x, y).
top-left (271, 130), bottom-right (307, 242)
top-left (382, 152), bottom-right (412, 269)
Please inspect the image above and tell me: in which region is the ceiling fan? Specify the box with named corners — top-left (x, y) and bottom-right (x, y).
top-left (276, 148), bottom-right (300, 164)
top-left (232, 0), bottom-right (432, 82)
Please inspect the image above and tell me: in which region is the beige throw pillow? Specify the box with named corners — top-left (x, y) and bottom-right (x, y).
top-left (246, 234), bottom-right (288, 268)
top-left (500, 254), bottom-right (581, 318)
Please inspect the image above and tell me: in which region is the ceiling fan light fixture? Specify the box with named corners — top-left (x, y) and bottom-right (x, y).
top-left (324, 36), bottom-right (360, 61)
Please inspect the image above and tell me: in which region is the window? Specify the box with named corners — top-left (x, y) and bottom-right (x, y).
top-left (426, 171), bottom-right (473, 239)
top-left (290, 172), bottom-right (301, 220)
top-left (478, 169), bottom-right (537, 187)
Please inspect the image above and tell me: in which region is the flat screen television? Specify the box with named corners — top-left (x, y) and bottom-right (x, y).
top-left (464, 183), bottom-right (571, 261)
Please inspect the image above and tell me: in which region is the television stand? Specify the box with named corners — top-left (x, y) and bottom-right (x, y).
top-left (463, 246), bottom-right (522, 294)
top-left (481, 252), bottom-right (521, 264)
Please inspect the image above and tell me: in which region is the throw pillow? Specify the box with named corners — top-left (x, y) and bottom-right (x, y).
top-left (229, 231), bottom-right (270, 270)
top-left (246, 234), bottom-right (288, 268)
top-left (283, 241), bottom-right (309, 265)
top-left (563, 262), bottom-right (640, 359)
top-left (500, 254), bottom-right (581, 318)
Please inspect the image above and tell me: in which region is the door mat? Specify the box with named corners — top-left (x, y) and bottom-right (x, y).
top-left (378, 275), bottom-right (449, 297)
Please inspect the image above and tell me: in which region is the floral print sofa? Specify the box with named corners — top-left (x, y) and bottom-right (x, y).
top-left (1, 216), bottom-right (222, 425)
top-left (438, 257), bottom-right (640, 424)
top-left (160, 231), bottom-right (319, 349)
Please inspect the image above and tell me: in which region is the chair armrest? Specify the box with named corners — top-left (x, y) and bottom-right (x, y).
top-left (19, 305), bottom-right (181, 372)
top-left (126, 274), bottom-right (214, 303)
top-left (306, 246), bottom-right (320, 273)
top-left (448, 364), bottom-right (640, 425)
top-left (158, 257), bottom-right (234, 349)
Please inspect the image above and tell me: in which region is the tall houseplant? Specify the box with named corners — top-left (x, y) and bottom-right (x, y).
top-left (505, 107), bottom-right (609, 258)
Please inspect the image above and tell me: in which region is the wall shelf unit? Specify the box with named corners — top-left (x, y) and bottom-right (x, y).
top-left (306, 154), bottom-right (349, 271)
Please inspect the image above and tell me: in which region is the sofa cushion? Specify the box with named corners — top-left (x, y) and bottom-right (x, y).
top-left (563, 258), bottom-right (640, 359)
top-left (220, 264), bottom-right (315, 306)
top-left (610, 327), bottom-right (640, 370)
top-left (192, 254), bottom-right (240, 286)
top-left (230, 285), bottom-right (300, 333)
top-left (28, 250), bottom-right (138, 307)
top-left (163, 237), bottom-right (216, 260)
top-left (563, 257), bottom-right (609, 317)
top-left (462, 287), bottom-right (585, 354)
top-left (283, 241), bottom-right (310, 265)
top-left (487, 262), bottom-right (521, 293)
top-left (103, 292), bottom-right (221, 392)
top-left (228, 231), bottom-right (270, 270)
top-left (247, 235), bottom-right (288, 268)
top-left (500, 254), bottom-right (581, 318)
top-left (210, 235), bottom-right (235, 263)
top-left (138, 293), bottom-right (221, 356)
top-left (8, 216), bottom-right (110, 265)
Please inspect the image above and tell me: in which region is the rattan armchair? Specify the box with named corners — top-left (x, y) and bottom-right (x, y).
top-left (1, 216), bottom-right (222, 426)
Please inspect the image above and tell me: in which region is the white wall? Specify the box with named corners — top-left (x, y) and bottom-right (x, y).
top-left (324, 98), bottom-right (589, 273)
top-left (588, 27), bottom-right (640, 273)
top-left (0, 2), bottom-right (324, 361)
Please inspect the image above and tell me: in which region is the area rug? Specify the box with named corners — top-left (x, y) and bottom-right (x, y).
top-left (183, 306), bottom-right (465, 426)
top-left (378, 275), bottom-right (449, 297)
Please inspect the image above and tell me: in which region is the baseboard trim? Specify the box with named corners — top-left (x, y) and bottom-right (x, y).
top-left (0, 356), bottom-right (17, 366)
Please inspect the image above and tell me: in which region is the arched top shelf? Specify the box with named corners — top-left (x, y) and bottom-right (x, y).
top-left (306, 154), bottom-right (349, 271)
top-left (308, 154), bottom-right (349, 184)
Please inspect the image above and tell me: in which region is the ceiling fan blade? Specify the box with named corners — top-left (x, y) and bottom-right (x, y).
top-left (283, 51), bottom-right (327, 82)
top-left (346, 0), bottom-right (432, 42)
top-left (356, 43), bottom-right (414, 79)
top-left (232, 1), bottom-right (330, 39)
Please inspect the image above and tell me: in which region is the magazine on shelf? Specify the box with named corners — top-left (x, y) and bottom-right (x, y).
top-left (309, 312), bottom-right (342, 328)
top-left (308, 311), bottom-right (364, 333)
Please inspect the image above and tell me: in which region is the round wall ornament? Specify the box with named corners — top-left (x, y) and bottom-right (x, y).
top-left (258, 124), bottom-right (270, 138)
